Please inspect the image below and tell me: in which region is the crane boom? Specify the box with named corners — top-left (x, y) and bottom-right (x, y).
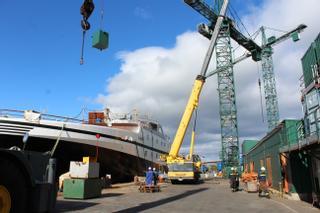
top-left (185, 0), bottom-right (262, 61)
top-left (168, 76), bottom-right (205, 158)
top-left (206, 53), bottom-right (251, 78)
top-left (168, 0), bottom-right (229, 159)
top-left (263, 24), bottom-right (307, 47)
top-left (205, 24), bottom-right (307, 80)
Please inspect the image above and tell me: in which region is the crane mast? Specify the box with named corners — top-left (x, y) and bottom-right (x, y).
top-left (259, 24), bottom-right (306, 131)
top-left (261, 26), bottom-right (280, 131)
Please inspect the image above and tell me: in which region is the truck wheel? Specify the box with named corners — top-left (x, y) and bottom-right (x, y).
top-left (0, 185), bottom-right (11, 213)
top-left (0, 157), bottom-right (28, 213)
top-left (171, 180), bottom-right (178, 184)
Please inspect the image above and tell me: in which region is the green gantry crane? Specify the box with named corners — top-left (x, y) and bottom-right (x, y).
top-left (184, 0), bottom-right (306, 173)
top-left (259, 25), bottom-right (306, 131)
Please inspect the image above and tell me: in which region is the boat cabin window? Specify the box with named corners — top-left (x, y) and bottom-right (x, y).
top-left (150, 122), bottom-right (158, 131)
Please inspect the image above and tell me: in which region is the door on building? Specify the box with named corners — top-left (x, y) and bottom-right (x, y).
top-left (250, 161), bottom-right (254, 172)
top-left (280, 154), bottom-right (289, 193)
top-left (311, 153), bottom-right (320, 204)
top-left (266, 157), bottom-right (273, 186)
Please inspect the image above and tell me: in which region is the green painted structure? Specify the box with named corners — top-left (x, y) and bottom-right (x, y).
top-left (92, 30), bottom-right (109, 50)
top-left (260, 26), bottom-right (280, 131)
top-left (301, 33), bottom-right (320, 87)
top-left (298, 33), bottom-right (320, 204)
top-left (243, 119), bottom-right (301, 190)
top-left (242, 140), bottom-right (258, 155)
top-left (63, 178), bottom-right (102, 199)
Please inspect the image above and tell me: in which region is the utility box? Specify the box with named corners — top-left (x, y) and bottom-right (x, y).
top-left (70, 161), bottom-right (99, 179)
top-left (92, 30), bottom-right (109, 50)
top-left (63, 179), bottom-right (102, 199)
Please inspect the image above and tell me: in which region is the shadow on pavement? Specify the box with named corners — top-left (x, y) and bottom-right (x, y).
top-left (55, 200), bottom-right (98, 212)
top-left (114, 187), bottom-right (209, 213)
top-left (100, 193), bottom-right (124, 198)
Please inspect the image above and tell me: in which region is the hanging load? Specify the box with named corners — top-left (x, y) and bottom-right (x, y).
top-left (92, 30), bottom-right (109, 50)
top-left (92, 0), bottom-right (109, 51)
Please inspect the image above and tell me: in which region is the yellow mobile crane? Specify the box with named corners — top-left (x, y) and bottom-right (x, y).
top-left (164, 0), bottom-right (229, 184)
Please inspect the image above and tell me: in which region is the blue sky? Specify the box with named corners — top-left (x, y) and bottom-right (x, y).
top-left (0, 0), bottom-right (261, 117)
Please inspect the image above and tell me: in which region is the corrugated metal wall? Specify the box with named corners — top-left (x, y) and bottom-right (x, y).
top-left (301, 33), bottom-right (320, 88)
top-left (242, 140), bottom-right (258, 155)
top-left (244, 120), bottom-right (300, 190)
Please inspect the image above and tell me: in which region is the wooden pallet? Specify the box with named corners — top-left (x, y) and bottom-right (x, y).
top-left (139, 183), bottom-right (160, 193)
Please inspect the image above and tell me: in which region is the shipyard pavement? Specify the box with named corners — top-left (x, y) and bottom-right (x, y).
top-left (56, 179), bottom-right (318, 213)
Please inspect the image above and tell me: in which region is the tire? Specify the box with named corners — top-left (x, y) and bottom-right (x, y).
top-left (0, 157), bottom-right (28, 213)
top-left (171, 180), bottom-right (178, 184)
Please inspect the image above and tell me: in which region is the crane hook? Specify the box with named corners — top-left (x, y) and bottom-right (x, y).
top-left (80, 0), bottom-right (95, 65)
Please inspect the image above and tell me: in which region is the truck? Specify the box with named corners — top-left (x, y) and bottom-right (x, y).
top-left (167, 153), bottom-right (202, 184)
top-left (0, 137), bottom-right (57, 213)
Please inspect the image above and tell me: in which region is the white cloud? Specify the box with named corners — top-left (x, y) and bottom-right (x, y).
top-left (96, 0), bottom-right (319, 161)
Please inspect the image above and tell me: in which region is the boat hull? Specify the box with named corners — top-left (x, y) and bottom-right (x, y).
top-left (0, 134), bottom-right (157, 183)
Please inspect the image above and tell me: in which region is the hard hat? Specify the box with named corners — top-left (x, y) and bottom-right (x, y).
top-left (148, 167), bottom-right (152, 170)
top-left (153, 168), bottom-right (156, 171)
top-left (231, 167), bottom-right (234, 171)
top-left (261, 166), bottom-right (266, 171)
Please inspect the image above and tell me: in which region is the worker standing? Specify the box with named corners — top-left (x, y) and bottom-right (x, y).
top-left (145, 167), bottom-right (154, 186)
top-left (153, 168), bottom-right (158, 186)
top-left (229, 167), bottom-right (239, 192)
top-left (258, 166), bottom-right (269, 197)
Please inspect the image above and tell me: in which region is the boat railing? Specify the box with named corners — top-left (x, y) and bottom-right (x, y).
top-left (0, 109), bottom-right (86, 124)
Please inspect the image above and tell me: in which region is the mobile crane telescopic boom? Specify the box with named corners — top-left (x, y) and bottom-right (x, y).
top-left (165, 0), bottom-right (229, 183)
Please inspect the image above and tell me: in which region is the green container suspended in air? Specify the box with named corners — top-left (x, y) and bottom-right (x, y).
top-left (92, 30), bottom-right (109, 50)
top-left (291, 32), bottom-right (300, 42)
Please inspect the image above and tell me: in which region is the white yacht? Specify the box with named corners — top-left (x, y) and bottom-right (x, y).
top-left (0, 109), bottom-right (170, 182)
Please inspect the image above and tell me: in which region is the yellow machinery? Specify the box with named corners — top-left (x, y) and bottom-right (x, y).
top-left (164, 0), bottom-right (229, 184)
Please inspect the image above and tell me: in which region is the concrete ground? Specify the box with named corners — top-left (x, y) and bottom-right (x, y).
top-left (55, 179), bottom-right (318, 213)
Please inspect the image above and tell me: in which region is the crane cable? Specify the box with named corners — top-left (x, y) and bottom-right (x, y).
top-left (257, 62), bottom-right (265, 123)
top-left (80, 0), bottom-right (95, 65)
top-left (99, 0), bottom-right (104, 30)
top-left (229, 3), bottom-right (251, 37)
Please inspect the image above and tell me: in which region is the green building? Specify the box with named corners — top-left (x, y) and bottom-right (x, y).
top-left (243, 119), bottom-right (301, 191)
